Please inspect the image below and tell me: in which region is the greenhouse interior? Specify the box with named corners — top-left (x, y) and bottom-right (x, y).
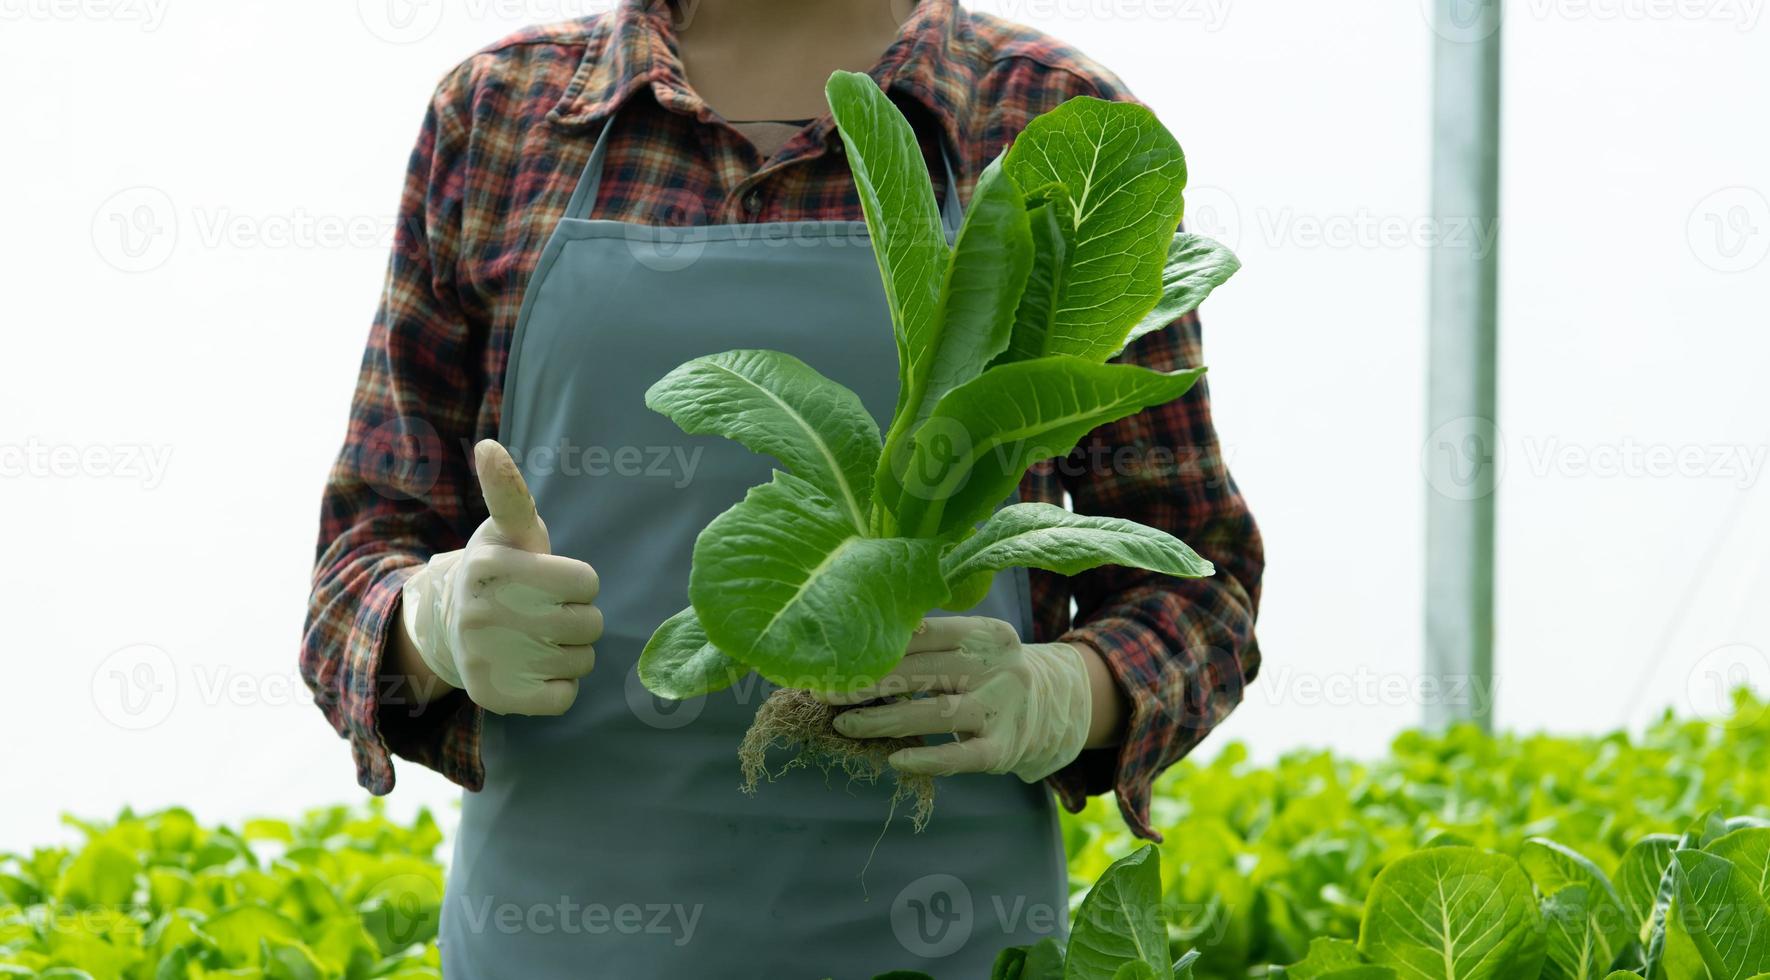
top-left (4, 0), bottom-right (1768, 977)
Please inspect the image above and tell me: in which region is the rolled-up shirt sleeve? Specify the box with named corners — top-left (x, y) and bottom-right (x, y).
top-left (300, 65), bottom-right (490, 796)
top-left (1043, 308), bottom-right (1264, 842)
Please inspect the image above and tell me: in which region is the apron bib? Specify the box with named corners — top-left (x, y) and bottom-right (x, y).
top-left (439, 106), bottom-right (1067, 979)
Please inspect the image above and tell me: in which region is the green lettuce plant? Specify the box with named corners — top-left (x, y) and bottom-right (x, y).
top-left (0, 802), bottom-right (443, 979)
top-left (636, 69), bottom-right (1239, 701)
top-left (1061, 690), bottom-right (1770, 979)
top-left (1269, 813), bottom-right (1770, 980)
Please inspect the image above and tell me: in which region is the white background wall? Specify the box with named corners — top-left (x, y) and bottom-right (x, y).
top-left (3, 0), bottom-right (1767, 847)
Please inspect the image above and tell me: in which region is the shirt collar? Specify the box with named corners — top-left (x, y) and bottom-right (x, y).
top-left (549, 0), bottom-right (975, 156)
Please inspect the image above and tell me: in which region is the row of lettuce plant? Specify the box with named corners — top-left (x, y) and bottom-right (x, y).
top-left (1063, 690), bottom-right (1770, 978)
top-left (6, 690), bottom-right (1766, 978)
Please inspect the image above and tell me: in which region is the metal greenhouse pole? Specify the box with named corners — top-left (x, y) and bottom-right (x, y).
top-left (1423, 0), bottom-right (1503, 732)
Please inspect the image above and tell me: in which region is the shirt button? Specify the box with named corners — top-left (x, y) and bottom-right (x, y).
top-left (742, 190), bottom-right (764, 216)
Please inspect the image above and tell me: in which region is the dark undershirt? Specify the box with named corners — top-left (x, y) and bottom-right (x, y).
top-left (729, 118), bottom-right (815, 160)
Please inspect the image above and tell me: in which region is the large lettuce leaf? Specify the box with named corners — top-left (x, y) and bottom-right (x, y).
top-left (636, 605), bottom-right (745, 701)
top-left (1117, 232), bottom-right (1243, 352)
top-left (1539, 884), bottom-right (1620, 980)
top-left (992, 194), bottom-right (1074, 367)
top-left (998, 97), bottom-right (1187, 363)
top-left (825, 71), bottom-right (951, 433)
top-left (689, 471), bottom-right (947, 691)
top-left (1520, 837), bottom-right (1633, 966)
top-left (646, 349), bottom-right (880, 531)
top-left (941, 502), bottom-right (1213, 582)
top-left (1065, 846), bottom-right (1169, 979)
top-left (894, 359), bottom-right (1206, 537)
top-left (875, 151), bottom-right (1035, 525)
top-left (1358, 847), bottom-right (1546, 980)
top-left (1670, 850), bottom-right (1770, 979)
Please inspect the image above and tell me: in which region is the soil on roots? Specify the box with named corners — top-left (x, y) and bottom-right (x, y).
top-left (738, 687), bottom-right (936, 831)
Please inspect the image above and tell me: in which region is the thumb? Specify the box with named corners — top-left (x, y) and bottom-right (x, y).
top-left (473, 439), bottom-right (549, 552)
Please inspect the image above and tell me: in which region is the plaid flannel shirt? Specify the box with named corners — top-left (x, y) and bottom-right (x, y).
top-left (302, 0), bottom-right (1262, 842)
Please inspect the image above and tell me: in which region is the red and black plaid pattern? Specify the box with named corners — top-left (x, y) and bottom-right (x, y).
top-left (301, 0), bottom-right (1262, 842)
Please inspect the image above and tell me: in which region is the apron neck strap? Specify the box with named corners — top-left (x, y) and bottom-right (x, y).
top-left (566, 105), bottom-right (966, 231)
top-left (936, 144), bottom-right (963, 236)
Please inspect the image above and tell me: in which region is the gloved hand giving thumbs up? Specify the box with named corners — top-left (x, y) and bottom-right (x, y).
top-left (397, 439), bottom-right (602, 715)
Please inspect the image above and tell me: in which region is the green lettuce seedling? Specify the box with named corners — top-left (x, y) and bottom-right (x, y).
top-left (638, 70), bottom-right (1239, 704)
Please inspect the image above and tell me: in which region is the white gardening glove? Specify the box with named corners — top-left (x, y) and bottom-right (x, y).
top-left (818, 616), bottom-right (1092, 783)
top-left (399, 439), bottom-right (602, 715)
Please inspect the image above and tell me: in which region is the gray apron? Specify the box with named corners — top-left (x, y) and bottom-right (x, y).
top-left (440, 104), bottom-right (1067, 979)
